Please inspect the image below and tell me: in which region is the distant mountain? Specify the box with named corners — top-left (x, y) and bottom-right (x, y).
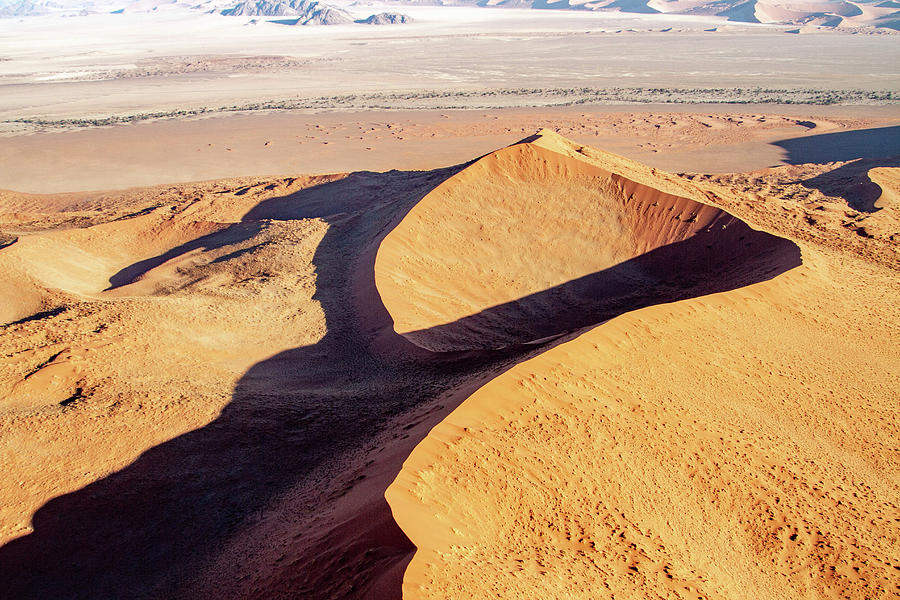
top-left (0, 0), bottom-right (216, 17)
top-left (356, 10), bottom-right (412, 22)
top-left (221, 0), bottom-right (353, 23)
top-left (222, 0), bottom-right (294, 16)
top-left (297, 3), bottom-right (352, 23)
top-left (0, 0), bottom-right (53, 16)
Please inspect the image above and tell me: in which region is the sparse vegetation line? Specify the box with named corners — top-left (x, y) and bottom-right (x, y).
top-left (6, 87), bottom-right (896, 130)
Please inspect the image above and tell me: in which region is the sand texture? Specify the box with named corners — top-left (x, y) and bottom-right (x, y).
top-left (0, 121), bottom-right (898, 599)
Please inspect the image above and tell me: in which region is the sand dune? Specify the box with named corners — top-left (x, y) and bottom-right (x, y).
top-left (0, 125), bottom-right (897, 599)
top-left (384, 132), bottom-right (899, 599)
top-left (376, 130), bottom-right (799, 351)
top-left (387, 256), bottom-right (899, 598)
top-left (869, 166), bottom-right (900, 208)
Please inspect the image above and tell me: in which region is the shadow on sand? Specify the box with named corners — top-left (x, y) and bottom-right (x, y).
top-left (799, 155), bottom-right (900, 213)
top-left (0, 166), bottom-right (800, 600)
top-left (773, 125), bottom-right (900, 166)
top-left (773, 125), bottom-right (900, 213)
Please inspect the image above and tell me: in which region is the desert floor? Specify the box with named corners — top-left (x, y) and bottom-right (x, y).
top-left (2, 5), bottom-right (898, 135)
top-left (2, 104), bottom-right (900, 193)
top-left (0, 106), bottom-right (898, 600)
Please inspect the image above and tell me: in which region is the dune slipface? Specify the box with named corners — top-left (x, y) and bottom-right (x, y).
top-left (375, 130), bottom-right (800, 352)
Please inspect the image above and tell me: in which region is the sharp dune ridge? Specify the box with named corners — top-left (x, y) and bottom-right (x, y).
top-left (0, 130), bottom-right (897, 599)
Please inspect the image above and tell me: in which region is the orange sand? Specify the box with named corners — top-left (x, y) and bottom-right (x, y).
top-left (0, 123), bottom-right (897, 599)
top-left (383, 132), bottom-right (899, 599)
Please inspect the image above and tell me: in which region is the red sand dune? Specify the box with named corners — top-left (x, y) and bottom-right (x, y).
top-left (382, 131), bottom-right (898, 599)
top-left (376, 130), bottom-right (799, 351)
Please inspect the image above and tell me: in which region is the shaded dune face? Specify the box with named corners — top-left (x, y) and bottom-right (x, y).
top-left (375, 140), bottom-right (801, 352)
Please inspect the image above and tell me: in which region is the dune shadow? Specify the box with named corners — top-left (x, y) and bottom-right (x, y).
top-left (773, 125), bottom-right (900, 165)
top-left (800, 155), bottom-right (900, 213)
top-left (3, 306), bottom-right (68, 328)
top-left (0, 167), bottom-right (477, 600)
top-left (402, 218), bottom-right (801, 352)
top-left (106, 222), bottom-right (264, 289)
top-left (0, 166), bottom-right (801, 599)
top-left (772, 126), bottom-right (900, 213)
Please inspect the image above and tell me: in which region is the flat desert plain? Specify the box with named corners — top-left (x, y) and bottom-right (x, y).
top-left (1, 104), bottom-right (899, 193)
top-left (1, 4), bottom-right (898, 134)
top-left (0, 5), bottom-right (899, 600)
